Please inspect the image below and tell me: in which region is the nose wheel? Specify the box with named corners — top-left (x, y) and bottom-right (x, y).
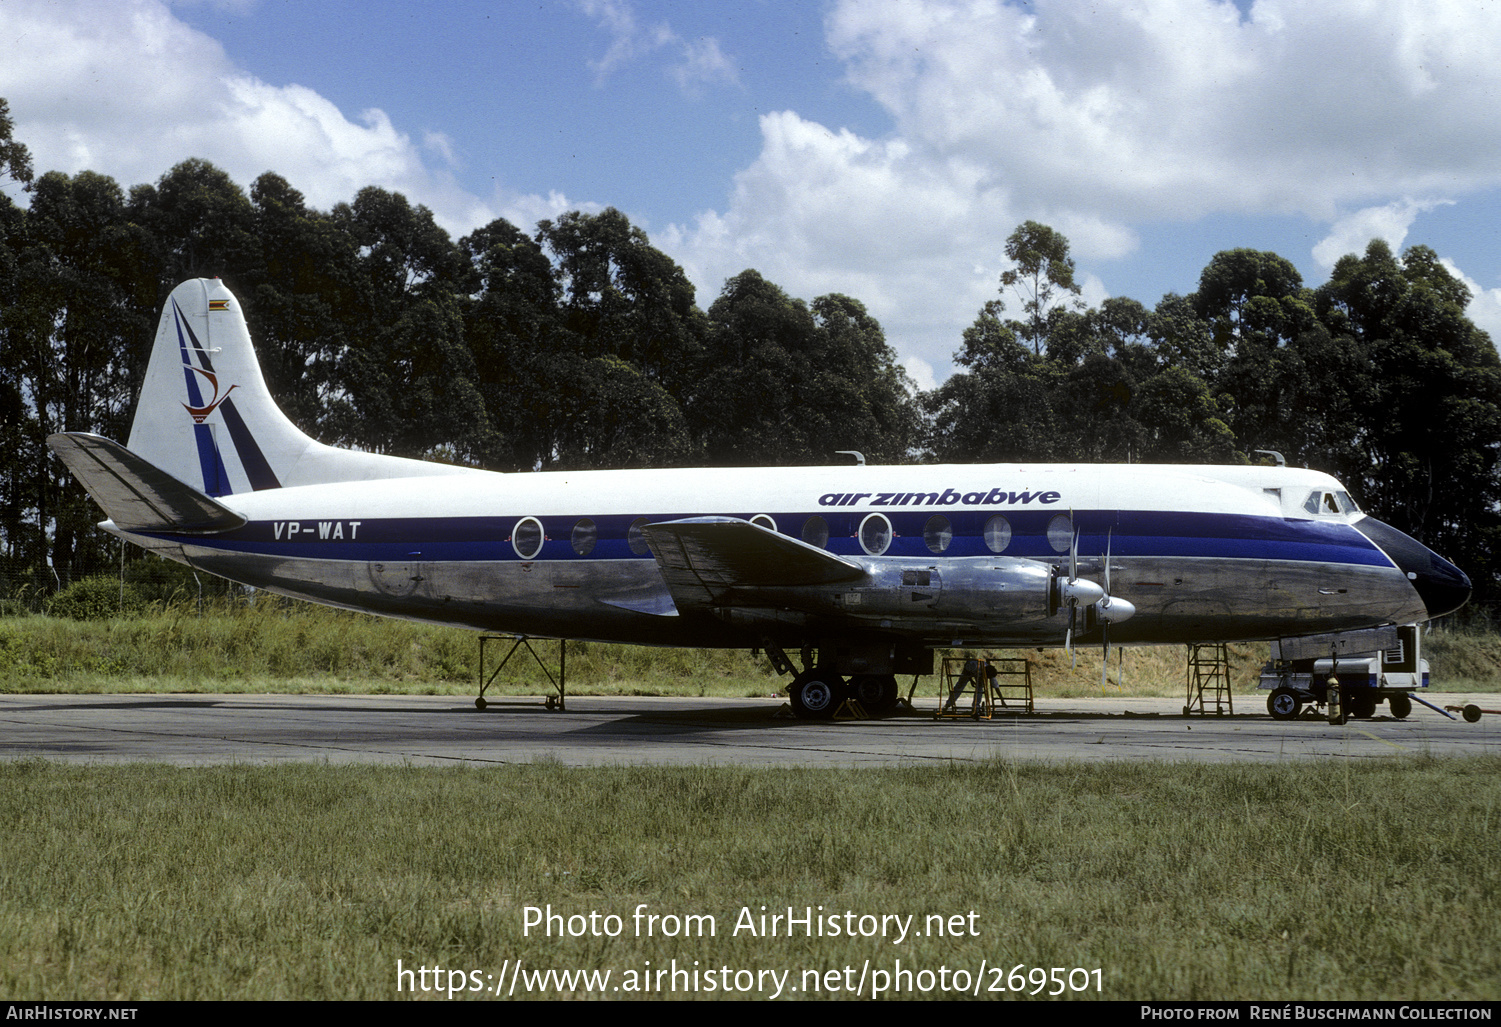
top-left (1267, 687), bottom-right (1302, 721)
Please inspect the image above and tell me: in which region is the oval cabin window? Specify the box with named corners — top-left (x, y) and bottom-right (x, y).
top-left (984, 514), bottom-right (1012, 553)
top-left (628, 517), bottom-right (651, 556)
top-left (859, 513), bottom-right (893, 556)
top-left (512, 517), bottom-right (544, 560)
top-left (571, 518), bottom-right (597, 557)
top-left (923, 514), bottom-right (952, 554)
top-left (802, 515), bottom-right (829, 549)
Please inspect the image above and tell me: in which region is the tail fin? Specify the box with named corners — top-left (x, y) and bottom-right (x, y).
top-left (126, 279), bottom-right (477, 494)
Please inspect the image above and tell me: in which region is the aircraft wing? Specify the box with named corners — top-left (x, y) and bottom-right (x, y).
top-left (48, 432), bottom-right (247, 534)
top-left (641, 517), bottom-right (866, 608)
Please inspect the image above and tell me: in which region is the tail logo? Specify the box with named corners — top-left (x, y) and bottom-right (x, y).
top-left (182, 367), bottom-right (237, 424)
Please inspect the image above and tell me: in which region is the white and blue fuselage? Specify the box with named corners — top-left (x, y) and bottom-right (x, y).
top-left (50, 280), bottom-right (1470, 681)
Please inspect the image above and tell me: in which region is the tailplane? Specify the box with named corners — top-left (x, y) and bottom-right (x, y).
top-left (49, 433), bottom-right (245, 533)
top-left (126, 279), bottom-right (477, 494)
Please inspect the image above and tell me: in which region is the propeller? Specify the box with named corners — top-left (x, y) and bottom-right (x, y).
top-left (1057, 519), bottom-right (1103, 666)
top-left (1094, 528), bottom-right (1137, 688)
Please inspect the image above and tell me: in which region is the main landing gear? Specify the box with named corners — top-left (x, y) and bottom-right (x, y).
top-left (785, 668), bottom-right (901, 719)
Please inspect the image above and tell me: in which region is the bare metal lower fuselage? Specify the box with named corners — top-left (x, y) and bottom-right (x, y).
top-left (129, 531), bottom-right (1428, 651)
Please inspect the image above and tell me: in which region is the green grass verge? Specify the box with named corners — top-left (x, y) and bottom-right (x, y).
top-left (0, 758), bottom-right (1496, 1000)
top-left (3, 600), bottom-right (1498, 697)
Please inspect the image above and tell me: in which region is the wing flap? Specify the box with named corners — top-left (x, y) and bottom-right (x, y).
top-left (48, 433), bottom-right (247, 534)
top-left (641, 517), bottom-right (865, 608)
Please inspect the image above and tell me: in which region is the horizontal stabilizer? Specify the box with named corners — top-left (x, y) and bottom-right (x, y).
top-left (48, 433), bottom-right (247, 534)
top-left (642, 517), bottom-right (865, 607)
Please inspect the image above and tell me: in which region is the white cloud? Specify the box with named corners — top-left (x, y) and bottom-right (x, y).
top-left (666, 109), bottom-right (1016, 374)
top-left (0, 0), bottom-right (514, 237)
top-left (6, 0), bottom-right (1500, 384)
top-left (901, 354), bottom-right (936, 394)
top-left (1312, 199), bottom-right (1455, 270)
top-left (1440, 259), bottom-right (1501, 350)
top-left (671, 36), bottom-right (740, 94)
top-left (577, 0), bottom-right (738, 94)
top-left (827, 0), bottom-right (1501, 222)
top-left (670, 0), bottom-right (1501, 379)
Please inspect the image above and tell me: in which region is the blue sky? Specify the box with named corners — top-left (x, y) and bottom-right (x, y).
top-left (4, 0), bottom-right (1501, 389)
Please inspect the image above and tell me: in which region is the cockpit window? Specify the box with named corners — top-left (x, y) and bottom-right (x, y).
top-left (1303, 490), bottom-right (1360, 516)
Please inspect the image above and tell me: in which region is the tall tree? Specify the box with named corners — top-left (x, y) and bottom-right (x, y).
top-left (329, 187), bottom-right (491, 462)
top-left (1314, 240), bottom-right (1501, 597)
top-left (536, 208), bottom-right (706, 396)
top-left (999, 221), bottom-right (1083, 355)
top-left (689, 270), bottom-right (918, 465)
top-left (460, 217), bottom-right (572, 470)
top-left (0, 98), bottom-right (34, 191)
top-left (242, 172), bottom-right (361, 436)
top-left (128, 159), bottom-right (258, 292)
top-left (10, 170), bottom-right (156, 581)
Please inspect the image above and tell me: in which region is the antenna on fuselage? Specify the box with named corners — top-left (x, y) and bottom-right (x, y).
top-left (1253, 450), bottom-right (1286, 467)
top-left (835, 450), bottom-right (866, 466)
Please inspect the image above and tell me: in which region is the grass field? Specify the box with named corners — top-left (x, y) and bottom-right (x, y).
top-left (3, 596), bottom-right (1499, 697)
top-left (1, 757), bottom-right (1496, 1001)
top-left (4, 598), bottom-right (1498, 1002)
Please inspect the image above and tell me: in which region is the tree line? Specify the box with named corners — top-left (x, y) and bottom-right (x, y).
top-left (1, 100), bottom-right (1498, 606)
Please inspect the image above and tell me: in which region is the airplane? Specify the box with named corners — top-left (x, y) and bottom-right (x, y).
top-left (48, 278), bottom-right (1472, 718)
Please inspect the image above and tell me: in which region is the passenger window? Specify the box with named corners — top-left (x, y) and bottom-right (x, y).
top-left (923, 514), bottom-right (952, 554)
top-left (984, 514), bottom-right (1012, 553)
top-left (1047, 514), bottom-right (1073, 553)
top-left (627, 517), bottom-right (650, 556)
top-left (571, 518), bottom-right (597, 557)
top-left (859, 513), bottom-right (893, 556)
top-left (802, 515), bottom-right (829, 549)
top-left (512, 517), bottom-right (544, 560)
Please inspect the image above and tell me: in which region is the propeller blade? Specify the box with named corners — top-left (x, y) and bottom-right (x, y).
top-left (1068, 514), bottom-right (1078, 583)
top-left (1104, 528), bottom-right (1112, 595)
top-left (1101, 527), bottom-right (1113, 690)
top-left (1066, 605), bottom-right (1076, 666)
top-left (1101, 622), bottom-right (1110, 690)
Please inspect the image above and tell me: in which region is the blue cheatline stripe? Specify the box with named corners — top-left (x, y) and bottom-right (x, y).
top-left (134, 509), bottom-right (1394, 570)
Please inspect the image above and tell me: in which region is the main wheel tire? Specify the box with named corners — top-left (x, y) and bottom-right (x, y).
top-left (1267, 687), bottom-right (1302, 721)
top-left (849, 674), bottom-right (899, 716)
top-left (788, 668), bottom-right (845, 719)
top-left (1387, 693), bottom-right (1412, 720)
top-left (1348, 691), bottom-right (1378, 719)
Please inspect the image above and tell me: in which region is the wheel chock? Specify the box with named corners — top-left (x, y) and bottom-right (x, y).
top-left (833, 698), bottom-right (870, 720)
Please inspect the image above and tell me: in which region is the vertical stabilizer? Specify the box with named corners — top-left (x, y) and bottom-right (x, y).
top-left (127, 279), bottom-right (479, 492)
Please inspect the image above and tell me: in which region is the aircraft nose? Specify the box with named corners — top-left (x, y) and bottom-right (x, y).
top-left (1354, 516), bottom-right (1471, 620)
